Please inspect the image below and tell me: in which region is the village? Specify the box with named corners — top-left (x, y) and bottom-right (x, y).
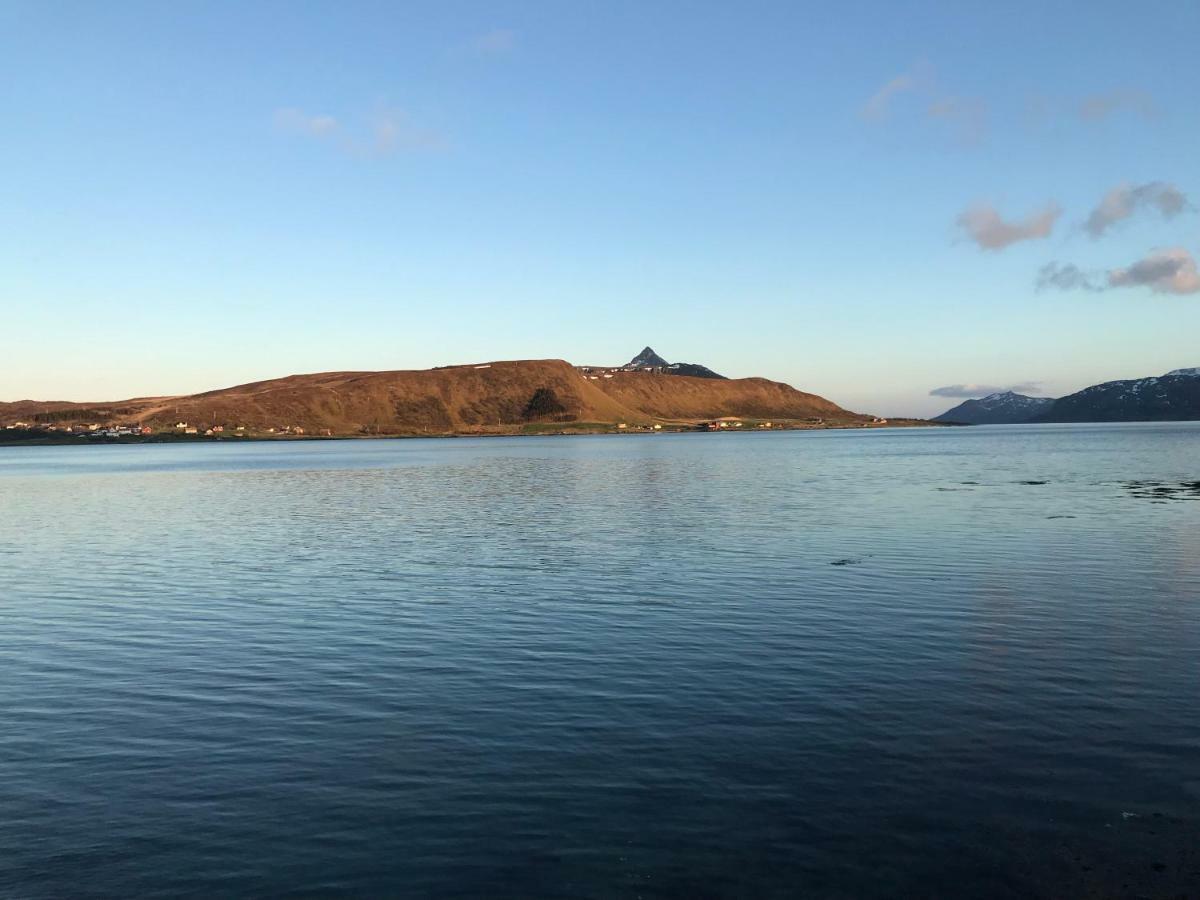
top-left (0, 420), bottom-right (335, 440)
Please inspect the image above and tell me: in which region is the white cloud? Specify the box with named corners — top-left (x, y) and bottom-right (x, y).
top-left (957, 203), bottom-right (1061, 251)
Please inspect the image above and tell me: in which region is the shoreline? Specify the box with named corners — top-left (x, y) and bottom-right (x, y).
top-left (0, 419), bottom-right (943, 448)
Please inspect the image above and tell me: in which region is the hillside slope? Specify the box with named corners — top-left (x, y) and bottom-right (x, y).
top-left (589, 370), bottom-right (860, 421)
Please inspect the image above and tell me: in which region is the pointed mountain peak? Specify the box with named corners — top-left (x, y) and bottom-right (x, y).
top-left (628, 346), bottom-right (670, 368)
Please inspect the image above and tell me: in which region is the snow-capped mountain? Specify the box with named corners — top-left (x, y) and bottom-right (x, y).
top-left (933, 391), bottom-right (1055, 425)
top-left (1035, 367), bottom-right (1200, 422)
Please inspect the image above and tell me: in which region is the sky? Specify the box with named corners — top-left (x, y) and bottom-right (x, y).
top-left (2, 0), bottom-right (1198, 417)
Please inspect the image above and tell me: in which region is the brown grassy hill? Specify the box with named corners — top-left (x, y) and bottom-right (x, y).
top-left (136, 360), bottom-right (644, 434)
top-left (3, 359), bottom-right (865, 434)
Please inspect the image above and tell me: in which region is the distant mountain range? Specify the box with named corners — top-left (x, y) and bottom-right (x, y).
top-left (934, 367), bottom-right (1200, 424)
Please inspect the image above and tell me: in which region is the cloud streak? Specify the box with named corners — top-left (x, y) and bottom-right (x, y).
top-left (957, 202), bottom-right (1061, 251)
top-left (1084, 182), bottom-right (1189, 237)
top-left (930, 382), bottom-right (1043, 398)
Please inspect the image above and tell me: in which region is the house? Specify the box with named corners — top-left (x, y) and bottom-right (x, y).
top-left (175, 422), bottom-right (188, 429)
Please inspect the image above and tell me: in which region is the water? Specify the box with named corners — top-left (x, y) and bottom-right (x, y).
top-left (1, 424), bottom-right (1198, 898)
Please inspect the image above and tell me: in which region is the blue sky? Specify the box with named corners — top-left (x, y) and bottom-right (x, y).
top-left (3, 0), bottom-right (1197, 416)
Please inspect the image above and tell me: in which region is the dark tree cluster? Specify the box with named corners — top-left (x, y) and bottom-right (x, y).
top-left (522, 387), bottom-right (569, 421)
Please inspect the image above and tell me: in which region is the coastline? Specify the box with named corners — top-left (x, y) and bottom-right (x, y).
top-left (0, 418), bottom-right (943, 448)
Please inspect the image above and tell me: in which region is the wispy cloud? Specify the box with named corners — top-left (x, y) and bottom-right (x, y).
top-left (1038, 249), bottom-right (1200, 296)
top-left (1108, 248), bottom-right (1200, 295)
top-left (469, 28), bottom-right (516, 55)
top-left (1027, 89), bottom-right (1158, 129)
top-left (274, 108), bottom-right (339, 137)
top-left (1084, 182), bottom-right (1189, 238)
top-left (862, 64), bottom-right (928, 120)
top-left (273, 105), bottom-right (444, 157)
top-left (368, 107), bottom-right (444, 155)
top-left (957, 202), bottom-right (1061, 251)
top-left (1078, 90), bottom-right (1157, 122)
top-left (927, 95), bottom-right (987, 146)
top-left (1036, 261), bottom-right (1102, 292)
top-left (930, 382), bottom-right (1043, 398)
top-left (863, 61), bottom-right (986, 145)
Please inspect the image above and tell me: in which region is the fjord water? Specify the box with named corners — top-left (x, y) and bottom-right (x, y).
top-left (2, 424), bottom-right (1198, 898)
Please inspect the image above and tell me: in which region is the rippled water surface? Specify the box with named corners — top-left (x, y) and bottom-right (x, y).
top-left (2, 424), bottom-right (1198, 898)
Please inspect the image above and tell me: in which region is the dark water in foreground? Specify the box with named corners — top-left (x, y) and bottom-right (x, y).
top-left (2, 424), bottom-right (1198, 898)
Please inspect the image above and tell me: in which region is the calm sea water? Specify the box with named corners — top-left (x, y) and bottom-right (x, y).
top-left (2, 424), bottom-right (1198, 898)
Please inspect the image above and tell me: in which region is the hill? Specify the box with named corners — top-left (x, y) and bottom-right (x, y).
top-left (933, 391), bottom-right (1055, 425)
top-left (2, 359), bottom-right (870, 436)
